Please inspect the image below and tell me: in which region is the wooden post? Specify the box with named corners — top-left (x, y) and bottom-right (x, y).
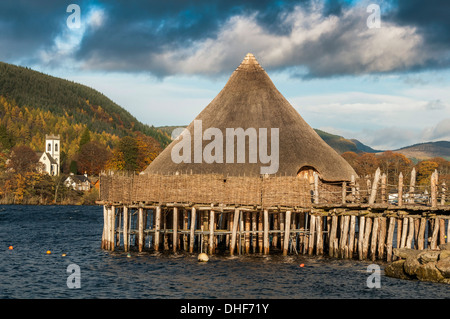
top-left (406, 217), bottom-right (414, 249)
top-left (258, 212), bottom-right (263, 253)
top-left (381, 174), bottom-right (387, 204)
top-left (417, 217), bottom-right (426, 250)
top-left (123, 206), bottom-right (129, 252)
top-left (209, 209), bottom-right (215, 255)
top-left (273, 213), bottom-right (279, 248)
top-left (110, 205), bottom-right (115, 251)
top-left (183, 209), bottom-right (189, 251)
top-left (314, 172), bottom-right (319, 204)
top-left (370, 217), bottom-right (379, 261)
top-left (329, 215), bottom-right (338, 257)
top-left (409, 168), bottom-right (416, 203)
top-left (252, 212), bottom-right (257, 253)
top-left (138, 207), bottom-right (144, 252)
top-left (431, 170), bottom-right (437, 208)
top-left (369, 168), bottom-right (381, 205)
top-left (441, 182), bottom-right (446, 205)
top-left (430, 218), bottom-right (440, 250)
top-left (348, 215), bottom-right (356, 259)
top-left (102, 206), bottom-right (107, 249)
top-left (189, 207), bottom-right (196, 253)
top-left (279, 212), bottom-right (285, 250)
top-left (398, 172), bottom-right (403, 206)
top-left (154, 206), bottom-right (161, 251)
top-left (439, 218), bottom-right (446, 245)
top-left (173, 207), bottom-right (178, 253)
top-left (340, 215), bottom-right (349, 258)
top-left (308, 214), bottom-right (316, 255)
top-left (362, 217), bottom-right (372, 260)
top-left (263, 209), bottom-right (269, 255)
top-left (245, 212), bottom-right (251, 254)
top-left (239, 210), bottom-right (244, 254)
top-left (230, 209), bottom-right (239, 255)
top-left (351, 175), bottom-right (356, 203)
top-left (342, 182), bottom-right (347, 204)
top-left (400, 217), bottom-right (408, 248)
top-left (396, 218), bottom-right (402, 250)
top-left (283, 211), bottom-right (291, 256)
top-left (316, 215), bottom-right (323, 255)
top-left (377, 217), bottom-right (387, 260)
top-left (386, 217), bottom-right (395, 262)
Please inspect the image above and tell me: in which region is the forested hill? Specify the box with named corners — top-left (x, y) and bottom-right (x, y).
top-left (0, 61), bottom-right (171, 153)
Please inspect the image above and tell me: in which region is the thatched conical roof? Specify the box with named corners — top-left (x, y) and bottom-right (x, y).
top-left (145, 53), bottom-right (356, 182)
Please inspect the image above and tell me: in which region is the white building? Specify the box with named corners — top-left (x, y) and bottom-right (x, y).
top-left (64, 173), bottom-right (91, 191)
top-left (37, 134), bottom-right (60, 176)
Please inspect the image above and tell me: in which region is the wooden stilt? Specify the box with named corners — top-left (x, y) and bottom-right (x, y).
top-left (209, 210), bottom-right (215, 255)
top-left (329, 215), bottom-right (338, 257)
top-left (273, 213), bottom-right (279, 248)
top-left (398, 172), bottom-right (403, 206)
top-left (369, 168), bottom-right (381, 205)
top-left (251, 212), bottom-right (257, 253)
top-left (280, 212), bottom-right (285, 250)
top-left (316, 215), bottom-right (323, 255)
top-left (409, 168), bottom-right (416, 203)
top-left (340, 215), bottom-right (349, 258)
top-left (230, 209), bottom-right (239, 255)
top-left (348, 215), bottom-right (356, 259)
top-left (418, 217), bottom-right (426, 250)
top-left (400, 217), bottom-right (408, 248)
top-left (154, 206), bottom-right (161, 251)
top-left (358, 216), bottom-right (365, 260)
top-left (299, 212), bottom-right (306, 254)
top-left (102, 206), bottom-right (107, 249)
top-left (406, 217), bottom-right (414, 249)
top-left (308, 214), bottom-right (316, 255)
top-left (377, 217), bottom-right (386, 260)
top-left (431, 171), bottom-right (437, 208)
top-left (370, 217), bottom-right (379, 261)
top-left (138, 207), bottom-right (144, 252)
top-left (123, 206), bottom-right (129, 252)
top-left (258, 212), bottom-right (263, 253)
top-left (163, 209), bottom-right (169, 250)
top-left (430, 218), bottom-right (440, 250)
top-left (110, 206), bottom-right (115, 251)
top-left (396, 218), bottom-right (402, 250)
top-left (173, 207), bottom-right (178, 253)
top-left (414, 218), bottom-right (420, 249)
top-left (283, 211), bottom-right (291, 256)
top-left (441, 182), bottom-right (447, 206)
top-left (245, 212), bottom-right (251, 254)
top-left (386, 217), bottom-right (395, 262)
top-left (362, 217), bottom-right (372, 260)
top-left (263, 209), bottom-right (269, 255)
top-left (189, 207), bottom-right (196, 253)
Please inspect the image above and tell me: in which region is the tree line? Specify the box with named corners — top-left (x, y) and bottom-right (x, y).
top-left (341, 151), bottom-right (450, 189)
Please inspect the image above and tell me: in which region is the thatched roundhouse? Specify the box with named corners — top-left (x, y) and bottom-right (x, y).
top-left (145, 53), bottom-right (356, 183)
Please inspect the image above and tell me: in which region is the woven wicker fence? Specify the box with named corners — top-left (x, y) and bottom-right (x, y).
top-left (100, 173), bottom-right (312, 208)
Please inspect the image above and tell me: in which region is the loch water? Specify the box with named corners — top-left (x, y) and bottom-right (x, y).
top-left (0, 205), bottom-right (448, 300)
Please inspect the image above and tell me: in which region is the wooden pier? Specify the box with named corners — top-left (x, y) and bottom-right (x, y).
top-left (98, 168), bottom-right (449, 261)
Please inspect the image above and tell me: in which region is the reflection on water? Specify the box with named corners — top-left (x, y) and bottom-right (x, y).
top-left (0, 205), bottom-right (448, 299)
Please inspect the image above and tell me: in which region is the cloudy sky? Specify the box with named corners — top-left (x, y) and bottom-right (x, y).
top-left (1, 0), bottom-right (449, 150)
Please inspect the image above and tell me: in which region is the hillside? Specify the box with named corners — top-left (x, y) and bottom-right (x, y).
top-left (0, 61), bottom-right (171, 157)
top-left (394, 141), bottom-right (450, 161)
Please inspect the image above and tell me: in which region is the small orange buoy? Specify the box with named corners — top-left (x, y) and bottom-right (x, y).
top-left (299, 263), bottom-right (305, 268)
top-left (46, 250), bottom-right (51, 255)
top-left (8, 246), bottom-right (13, 250)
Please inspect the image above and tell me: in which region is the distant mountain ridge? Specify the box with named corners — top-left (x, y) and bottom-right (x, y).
top-left (157, 126), bottom-right (449, 160)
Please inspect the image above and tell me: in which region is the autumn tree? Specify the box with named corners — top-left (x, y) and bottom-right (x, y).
top-left (7, 145), bottom-right (39, 173)
top-left (378, 151), bottom-right (413, 186)
top-left (416, 160), bottom-right (439, 186)
top-left (77, 141), bottom-right (111, 175)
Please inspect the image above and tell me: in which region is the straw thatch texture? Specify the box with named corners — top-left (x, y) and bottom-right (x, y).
top-left (144, 53), bottom-right (357, 182)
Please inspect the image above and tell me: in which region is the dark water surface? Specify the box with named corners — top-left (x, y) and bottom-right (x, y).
top-left (0, 205), bottom-right (448, 300)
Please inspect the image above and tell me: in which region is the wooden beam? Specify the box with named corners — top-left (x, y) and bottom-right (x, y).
top-left (209, 209), bottom-right (215, 255)
top-left (138, 207), bottom-right (144, 252)
top-left (283, 211), bottom-right (292, 256)
top-left (123, 206), bottom-right (129, 252)
top-left (173, 207), bottom-right (178, 253)
top-left (230, 209), bottom-right (239, 255)
top-left (263, 209), bottom-right (269, 255)
top-left (154, 206), bottom-right (161, 251)
top-left (189, 207), bottom-right (196, 253)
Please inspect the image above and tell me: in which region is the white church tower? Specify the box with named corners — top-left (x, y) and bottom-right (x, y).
top-left (38, 134), bottom-right (60, 176)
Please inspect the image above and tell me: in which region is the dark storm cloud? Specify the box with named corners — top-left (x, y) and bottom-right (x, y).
top-left (1, 0), bottom-right (450, 77)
